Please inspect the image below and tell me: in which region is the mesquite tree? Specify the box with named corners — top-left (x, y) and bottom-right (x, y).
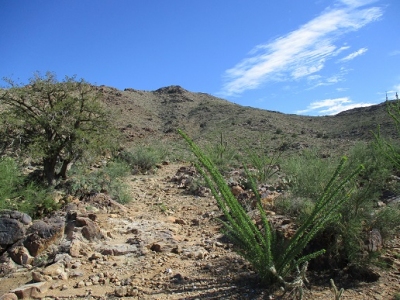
top-left (0, 72), bottom-right (115, 185)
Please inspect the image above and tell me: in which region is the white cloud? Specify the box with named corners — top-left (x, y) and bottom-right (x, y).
top-left (339, 0), bottom-right (378, 8)
top-left (297, 97), bottom-right (376, 115)
top-left (389, 50), bottom-right (400, 56)
top-left (307, 67), bottom-right (350, 89)
top-left (338, 47), bottom-right (368, 62)
top-left (336, 87), bottom-right (349, 92)
top-left (220, 1), bottom-right (382, 97)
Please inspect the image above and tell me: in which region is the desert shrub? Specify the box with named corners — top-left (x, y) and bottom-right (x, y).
top-left (118, 146), bottom-right (166, 173)
top-left (275, 196), bottom-right (315, 221)
top-left (0, 157), bottom-right (21, 208)
top-left (203, 133), bottom-right (239, 173)
top-left (283, 142), bottom-right (400, 267)
top-left (16, 183), bottom-right (59, 218)
top-left (179, 129), bottom-right (362, 292)
top-left (0, 157), bottom-right (58, 218)
top-left (372, 205), bottom-right (400, 240)
top-left (281, 149), bottom-right (337, 199)
top-left (244, 149), bottom-right (282, 184)
top-left (68, 159), bottom-right (131, 203)
top-left (373, 100), bottom-right (400, 170)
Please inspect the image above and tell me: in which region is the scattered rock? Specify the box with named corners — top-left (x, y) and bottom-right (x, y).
top-left (99, 243), bottom-right (138, 256)
top-left (11, 282), bottom-right (49, 299)
top-left (150, 243), bottom-right (162, 253)
top-left (8, 244), bottom-right (33, 265)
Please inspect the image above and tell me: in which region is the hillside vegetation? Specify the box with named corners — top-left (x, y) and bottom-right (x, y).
top-left (1, 76), bottom-right (400, 298)
top-left (99, 84), bottom-right (396, 156)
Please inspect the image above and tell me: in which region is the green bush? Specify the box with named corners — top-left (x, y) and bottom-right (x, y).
top-left (203, 134), bottom-right (239, 173)
top-left (0, 157), bottom-right (21, 208)
top-left (245, 149), bottom-right (281, 184)
top-left (17, 182), bottom-right (59, 218)
top-left (119, 145), bottom-right (166, 173)
top-left (179, 129), bottom-right (362, 292)
top-left (275, 196), bottom-right (315, 221)
top-left (281, 149), bottom-right (336, 199)
top-left (68, 159), bottom-right (131, 203)
top-left (0, 157), bottom-right (58, 218)
top-left (283, 142), bottom-right (400, 267)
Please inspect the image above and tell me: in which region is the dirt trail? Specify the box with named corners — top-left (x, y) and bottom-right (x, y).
top-left (1, 163), bottom-right (400, 299)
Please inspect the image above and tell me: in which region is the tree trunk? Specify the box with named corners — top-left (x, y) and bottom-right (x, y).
top-left (43, 156), bottom-right (58, 186)
top-left (58, 159), bottom-right (72, 180)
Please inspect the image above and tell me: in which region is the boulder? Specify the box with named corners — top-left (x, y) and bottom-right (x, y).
top-left (7, 243), bottom-right (33, 265)
top-left (24, 219), bottom-right (64, 257)
top-left (77, 217), bottom-right (103, 241)
top-left (0, 218), bottom-right (26, 246)
top-left (0, 210), bottom-right (32, 225)
top-left (69, 239), bottom-right (92, 257)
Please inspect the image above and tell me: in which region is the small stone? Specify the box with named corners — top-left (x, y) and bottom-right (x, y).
top-left (174, 219), bottom-right (186, 225)
top-left (115, 286), bottom-right (127, 297)
top-left (171, 245), bottom-right (182, 254)
top-left (76, 280), bottom-right (85, 288)
top-left (150, 243), bottom-right (162, 252)
top-left (11, 282), bottom-right (49, 299)
top-left (32, 271), bottom-right (47, 283)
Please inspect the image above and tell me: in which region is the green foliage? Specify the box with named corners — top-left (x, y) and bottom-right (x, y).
top-left (0, 157), bottom-right (58, 218)
top-left (245, 149), bottom-right (282, 184)
top-left (16, 182), bottom-right (59, 218)
top-left (372, 205), bottom-right (400, 240)
top-left (118, 145), bottom-right (166, 174)
top-left (178, 129), bottom-right (362, 289)
top-left (203, 132), bottom-right (239, 172)
top-left (283, 142), bottom-right (400, 266)
top-left (0, 72), bottom-right (119, 185)
top-left (282, 149), bottom-right (336, 199)
top-left (373, 100), bottom-right (400, 169)
top-left (275, 196), bottom-right (315, 222)
top-left (68, 159), bottom-right (131, 204)
top-left (0, 157), bottom-right (21, 208)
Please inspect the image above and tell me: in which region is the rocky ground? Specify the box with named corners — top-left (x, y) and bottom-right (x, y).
top-left (1, 163), bottom-right (400, 299)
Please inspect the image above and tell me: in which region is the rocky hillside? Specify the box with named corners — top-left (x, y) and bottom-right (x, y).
top-left (98, 84), bottom-right (396, 155)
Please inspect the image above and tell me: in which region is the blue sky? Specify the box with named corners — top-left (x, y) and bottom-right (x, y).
top-left (1, 0), bottom-right (399, 115)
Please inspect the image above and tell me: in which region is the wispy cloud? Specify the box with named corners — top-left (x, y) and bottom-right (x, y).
top-left (336, 87), bottom-right (349, 92)
top-left (297, 97), bottom-right (376, 115)
top-left (306, 67), bottom-right (350, 89)
top-left (338, 47), bottom-right (368, 62)
top-left (220, 0), bottom-right (382, 97)
top-left (389, 50), bottom-right (400, 56)
top-left (339, 0), bottom-right (379, 8)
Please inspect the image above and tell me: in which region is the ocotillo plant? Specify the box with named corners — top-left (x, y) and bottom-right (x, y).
top-left (178, 129), bottom-right (363, 290)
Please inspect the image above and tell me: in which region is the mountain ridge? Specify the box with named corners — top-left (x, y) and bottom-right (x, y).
top-left (96, 84), bottom-right (396, 155)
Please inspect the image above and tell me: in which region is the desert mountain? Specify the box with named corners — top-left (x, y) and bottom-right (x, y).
top-left (98, 84), bottom-right (396, 154)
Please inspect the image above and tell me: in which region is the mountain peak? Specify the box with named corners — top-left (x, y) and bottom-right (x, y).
top-left (153, 85), bottom-right (187, 94)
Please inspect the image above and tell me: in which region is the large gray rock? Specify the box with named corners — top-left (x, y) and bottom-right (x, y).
top-left (0, 210), bottom-right (32, 225)
top-left (0, 218), bottom-right (26, 246)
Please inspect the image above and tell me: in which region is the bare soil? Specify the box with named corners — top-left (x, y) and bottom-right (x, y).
top-left (1, 163), bottom-right (400, 299)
